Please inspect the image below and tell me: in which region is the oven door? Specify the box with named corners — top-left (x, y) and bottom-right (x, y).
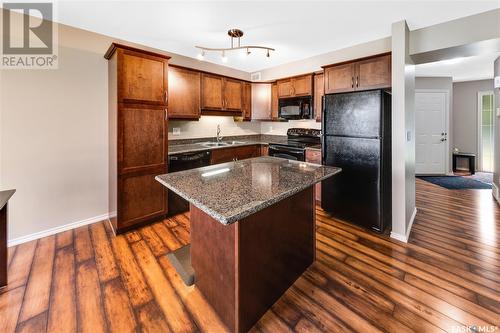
top-left (268, 145), bottom-right (305, 161)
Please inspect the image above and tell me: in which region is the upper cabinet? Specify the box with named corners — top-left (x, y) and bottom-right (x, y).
top-left (168, 66), bottom-right (201, 120)
top-left (116, 47), bottom-right (168, 105)
top-left (242, 82), bottom-right (252, 120)
top-left (277, 74), bottom-right (313, 98)
top-left (324, 53), bottom-right (391, 94)
top-left (271, 83), bottom-right (279, 119)
top-left (201, 73), bottom-right (244, 114)
top-left (201, 73), bottom-right (224, 110)
top-left (224, 78), bottom-right (243, 111)
top-left (313, 73), bottom-right (324, 123)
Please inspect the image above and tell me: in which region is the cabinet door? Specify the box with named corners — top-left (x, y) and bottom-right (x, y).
top-left (201, 74), bottom-right (224, 110)
top-left (314, 73), bottom-right (324, 122)
top-left (271, 83), bottom-right (279, 119)
top-left (292, 74), bottom-right (313, 96)
top-left (119, 104), bottom-right (167, 174)
top-left (119, 171), bottom-right (167, 229)
top-left (168, 66), bottom-right (200, 119)
top-left (242, 82), bottom-right (252, 119)
top-left (119, 49), bottom-right (168, 105)
top-left (305, 149), bottom-right (322, 203)
top-left (224, 78), bottom-right (243, 111)
top-left (277, 79), bottom-right (293, 98)
top-left (324, 63), bottom-right (355, 94)
top-left (355, 54), bottom-right (391, 90)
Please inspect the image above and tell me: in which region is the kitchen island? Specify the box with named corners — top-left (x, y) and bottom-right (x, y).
top-left (156, 156), bottom-right (341, 333)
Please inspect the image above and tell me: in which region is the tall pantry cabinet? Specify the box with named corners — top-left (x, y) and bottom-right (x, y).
top-left (105, 43), bottom-right (169, 234)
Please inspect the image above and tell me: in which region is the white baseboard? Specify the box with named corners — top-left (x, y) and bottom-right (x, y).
top-left (8, 213), bottom-right (110, 247)
top-left (493, 183), bottom-right (500, 205)
top-left (390, 207), bottom-right (417, 243)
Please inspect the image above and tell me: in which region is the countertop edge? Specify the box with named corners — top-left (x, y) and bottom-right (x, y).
top-left (0, 189), bottom-right (16, 211)
top-left (156, 166), bottom-right (340, 225)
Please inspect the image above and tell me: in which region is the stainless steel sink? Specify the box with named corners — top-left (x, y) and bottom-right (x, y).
top-left (199, 142), bottom-right (231, 147)
top-left (199, 141), bottom-right (246, 148)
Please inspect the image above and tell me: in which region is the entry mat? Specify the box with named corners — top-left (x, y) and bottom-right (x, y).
top-left (417, 174), bottom-right (492, 190)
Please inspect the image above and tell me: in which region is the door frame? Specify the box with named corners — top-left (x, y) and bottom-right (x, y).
top-left (477, 90), bottom-right (495, 172)
top-left (415, 89), bottom-right (451, 175)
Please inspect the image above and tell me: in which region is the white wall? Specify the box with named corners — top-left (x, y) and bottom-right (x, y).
top-left (391, 20), bottom-right (416, 242)
top-left (493, 57), bottom-right (500, 202)
top-left (415, 76), bottom-right (454, 173)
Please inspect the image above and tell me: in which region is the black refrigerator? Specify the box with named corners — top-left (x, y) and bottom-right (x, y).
top-left (321, 89), bottom-right (392, 233)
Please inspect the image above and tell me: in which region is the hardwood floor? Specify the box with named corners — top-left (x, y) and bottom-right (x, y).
top-left (1, 179), bottom-right (499, 332)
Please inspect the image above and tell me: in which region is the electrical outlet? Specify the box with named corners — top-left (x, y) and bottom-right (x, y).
top-left (173, 128), bottom-right (181, 136)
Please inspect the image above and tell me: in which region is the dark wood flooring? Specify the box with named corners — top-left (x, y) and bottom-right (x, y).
top-left (1, 179), bottom-right (499, 332)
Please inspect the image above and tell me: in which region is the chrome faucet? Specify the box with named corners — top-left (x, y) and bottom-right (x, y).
top-left (216, 124), bottom-right (223, 143)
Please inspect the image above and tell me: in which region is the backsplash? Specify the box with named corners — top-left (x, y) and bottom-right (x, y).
top-left (169, 116), bottom-right (321, 140)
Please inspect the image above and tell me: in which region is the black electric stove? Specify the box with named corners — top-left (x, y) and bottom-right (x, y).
top-left (268, 128), bottom-right (321, 161)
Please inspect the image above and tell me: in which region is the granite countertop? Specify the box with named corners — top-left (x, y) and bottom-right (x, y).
top-left (0, 189), bottom-right (16, 210)
top-left (168, 135), bottom-right (289, 155)
top-left (156, 156), bottom-right (341, 225)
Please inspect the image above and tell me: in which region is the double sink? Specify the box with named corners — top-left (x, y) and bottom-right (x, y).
top-left (198, 141), bottom-right (246, 148)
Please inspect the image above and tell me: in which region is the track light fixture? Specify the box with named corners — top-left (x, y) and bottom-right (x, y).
top-left (196, 29), bottom-right (274, 62)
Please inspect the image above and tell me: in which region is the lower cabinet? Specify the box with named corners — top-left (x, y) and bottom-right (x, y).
top-left (117, 171), bottom-right (167, 230)
top-left (210, 145), bottom-right (262, 165)
top-left (305, 149), bottom-right (322, 204)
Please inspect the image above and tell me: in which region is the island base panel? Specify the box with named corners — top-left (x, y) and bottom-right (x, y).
top-left (190, 187), bottom-right (315, 333)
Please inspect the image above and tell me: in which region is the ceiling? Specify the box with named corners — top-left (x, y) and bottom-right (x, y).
top-left (415, 52), bottom-right (500, 82)
top-left (55, 1), bottom-right (500, 72)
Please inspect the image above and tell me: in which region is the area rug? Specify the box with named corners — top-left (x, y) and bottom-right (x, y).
top-left (417, 175), bottom-right (492, 190)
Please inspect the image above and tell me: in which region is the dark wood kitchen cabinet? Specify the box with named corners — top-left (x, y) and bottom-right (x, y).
top-left (277, 74), bottom-right (313, 98)
top-left (168, 66), bottom-right (201, 119)
top-left (242, 82), bottom-right (252, 120)
top-left (105, 43), bottom-right (169, 234)
top-left (324, 53), bottom-right (391, 94)
top-left (210, 145), bottom-right (261, 165)
top-left (305, 149), bottom-right (322, 203)
top-left (201, 73), bottom-right (243, 114)
top-left (271, 83), bottom-right (279, 119)
top-left (314, 73), bottom-right (324, 122)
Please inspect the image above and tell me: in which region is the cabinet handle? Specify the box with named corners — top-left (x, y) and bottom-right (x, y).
top-left (165, 108), bottom-right (168, 120)
top-left (351, 77), bottom-right (354, 88)
top-left (356, 76), bottom-right (359, 88)
top-left (165, 91), bottom-right (168, 104)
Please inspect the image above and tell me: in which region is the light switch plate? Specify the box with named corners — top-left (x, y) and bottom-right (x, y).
top-left (173, 128), bottom-right (181, 136)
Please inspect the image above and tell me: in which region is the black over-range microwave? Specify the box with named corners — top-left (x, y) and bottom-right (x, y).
top-left (278, 96), bottom-right (313, 120)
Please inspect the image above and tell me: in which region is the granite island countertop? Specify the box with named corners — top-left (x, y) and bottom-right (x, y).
top-left (156, 156), bottom-right (341, 225)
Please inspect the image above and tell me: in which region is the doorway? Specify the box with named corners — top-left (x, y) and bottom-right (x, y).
top-left (478, 91), bottom-right (494, 172)
top-left (415, 90), bottom-right (449, 175)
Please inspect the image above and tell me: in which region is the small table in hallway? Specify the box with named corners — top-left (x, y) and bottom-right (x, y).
top-left (452, 152), bottom-right (476, 175)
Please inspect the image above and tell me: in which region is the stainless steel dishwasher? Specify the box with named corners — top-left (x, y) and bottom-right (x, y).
top-left (167, 150), bottom-right (211, 215)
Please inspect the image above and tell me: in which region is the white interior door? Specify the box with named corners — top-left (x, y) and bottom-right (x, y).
top-left (415, 91), bottom-right (448, 175)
